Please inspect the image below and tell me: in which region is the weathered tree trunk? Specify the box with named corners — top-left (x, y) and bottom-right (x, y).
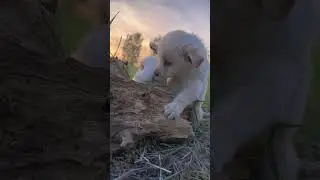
top-left (0, 1), bottom-right (193, 179)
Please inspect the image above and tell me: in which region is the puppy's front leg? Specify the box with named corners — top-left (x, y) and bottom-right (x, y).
top-left (164, 82), bottom-right (199, 120)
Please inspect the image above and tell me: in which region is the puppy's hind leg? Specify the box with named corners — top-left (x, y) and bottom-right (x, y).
top-left (192, 79), bottom-right (209, 126)
top-left (190, 101), bottom-right (204, 130)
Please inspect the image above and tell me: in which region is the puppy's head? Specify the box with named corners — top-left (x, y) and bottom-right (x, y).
top-left (153, 43), bottom-right (205, 83)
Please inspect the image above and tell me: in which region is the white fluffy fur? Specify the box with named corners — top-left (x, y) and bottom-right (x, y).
top-left (154, 30), bottom-right (210, 121)
top-left (133, 56), bottom-right (159, 84)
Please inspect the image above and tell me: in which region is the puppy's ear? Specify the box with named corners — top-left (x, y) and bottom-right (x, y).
top-left (258, 0), bottom-right (296, 21)
top-left (181, 44), bottom-right (204, 69)
top-left (149, 41), bottom-right (158, 54)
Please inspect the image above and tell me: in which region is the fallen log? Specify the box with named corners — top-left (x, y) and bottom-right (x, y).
top-left (110, 73), bottom-right (194, 152)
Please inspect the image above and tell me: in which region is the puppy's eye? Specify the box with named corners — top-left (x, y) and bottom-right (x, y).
top-left (163, 60), bottom-right (172, 66)
top-left (186, 55), bottom-right (192, 64)
top-left (182, 50), bottom-right (192, 64)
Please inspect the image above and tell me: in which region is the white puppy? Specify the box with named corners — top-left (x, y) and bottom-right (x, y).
top-left (153, 30), bottom-right (210, 122)
top-left (133, 56), bottom-right (159, 84)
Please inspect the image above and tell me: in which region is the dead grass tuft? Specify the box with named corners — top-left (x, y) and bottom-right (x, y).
top-left (111, 120), bottom-right (210, 180)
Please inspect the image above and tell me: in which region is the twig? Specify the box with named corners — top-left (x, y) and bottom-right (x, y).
top-left (159, 154), bottom-right (163, 180)
top-left (181, 152), bottom-right (191, 159)
top-left (143, 156), bottom-right (172, 173)
top-left (112, 36), bottom-right (122, 58)
top-left (163, 170), bottom-right (184, 180)
top-left (110, 11), bottom-right (120, 25)
top-left (134, 147), bottom-right (146, 163)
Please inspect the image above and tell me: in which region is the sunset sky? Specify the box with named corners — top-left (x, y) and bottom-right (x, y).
top-left (110, 0), bottom-right (210, 58)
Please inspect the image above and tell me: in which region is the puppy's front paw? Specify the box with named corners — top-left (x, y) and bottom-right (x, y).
top-left (164, 102), bottom-right (182, 120)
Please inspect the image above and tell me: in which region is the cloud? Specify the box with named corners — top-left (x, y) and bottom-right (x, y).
top-left (110, 0), bottom-right (210, 49)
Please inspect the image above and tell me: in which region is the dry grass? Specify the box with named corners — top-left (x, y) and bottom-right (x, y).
top-left (111, 120), bottom-right (210, 180)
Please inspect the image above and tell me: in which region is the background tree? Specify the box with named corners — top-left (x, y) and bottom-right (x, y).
top-left (149, 35), bottom-right (162, 55)
top-left (122, 32), bottom-right (144, 63)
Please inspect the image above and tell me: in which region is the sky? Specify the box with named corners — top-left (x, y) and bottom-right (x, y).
top-left (110, 0), bottom-right (210, 57)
